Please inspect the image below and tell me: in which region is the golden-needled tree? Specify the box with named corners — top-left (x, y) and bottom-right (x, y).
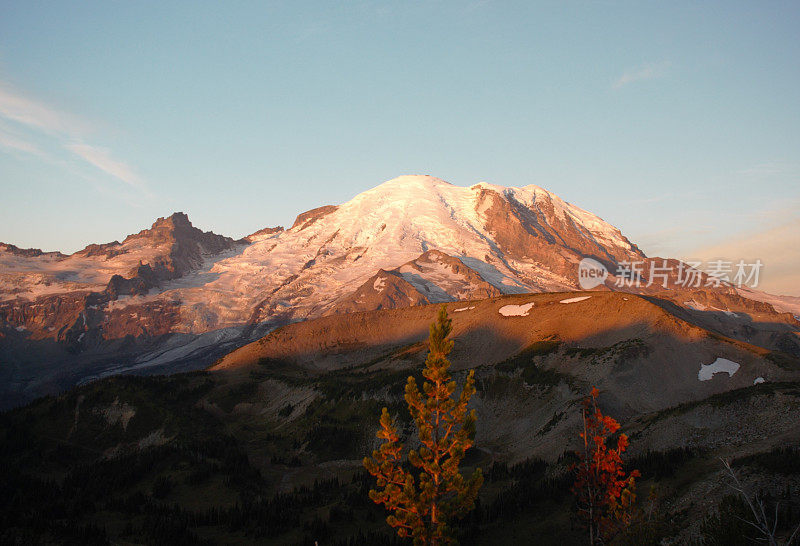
top-left (363, 305), bottom-right (483, 545)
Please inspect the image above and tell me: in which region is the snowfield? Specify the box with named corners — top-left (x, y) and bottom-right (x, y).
top-left (684, 301), bottom-right (707, 311)
top-left (559, 296), bottom-right (591, 304)
top-left (698, 358), bottom-right (741, 381)
top-left (0, 240), bottom-right (170, 289)
top-left (498, 302), bottom-right (535, 317)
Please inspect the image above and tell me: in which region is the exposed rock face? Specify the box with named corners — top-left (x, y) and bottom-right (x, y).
top-left (291, 205), bottom-right (338, 230)
top-left (0, 291), bottom-right (98, 342)
top-left (332, 269), bottom-right (430, 314)
top-left (0, 243), bottom-right (67, 259)
top-left (332, 249), bottom-right (503, 313)
top-left (121, 212), bottom-right (239, 280)
top-left (100, 299), bottom-right (182, 340)
top-left (395, 249), bottom-right (503, 301)
top-left (74, 241), bottom-right (124, 259)
top-left (244, 226), bottom-right (284, 243)
top-left (222, 176), bottom-right (659, 327)
top-left (648, 289), bottom-right (800, 357)
top-left (105, 263), bottom-right (159, 298)
top-left (475, 185), bottom-right (644, 282)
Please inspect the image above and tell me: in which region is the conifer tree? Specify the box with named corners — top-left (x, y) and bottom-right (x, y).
top-left (364, 305), bottom-right (483, 545)
top-left (572, 386), bottom-right (640, 545)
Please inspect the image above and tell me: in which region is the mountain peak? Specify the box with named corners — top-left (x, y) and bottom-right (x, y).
top-left (360, 175), bottom-right (452, 199)
top-left (380, 174), bottom-right (449, 187)
top-left (100, 212), bottom-right (240, 279)
top-left (151, 211), bottom-right (193, 231)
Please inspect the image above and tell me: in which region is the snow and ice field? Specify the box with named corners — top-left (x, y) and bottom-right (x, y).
top-left (698, 358), bottom-right (740, 381)
top-left (560, 296), bottom-right (592, 304)
top-left (498, 302), bottom-right (535, 316)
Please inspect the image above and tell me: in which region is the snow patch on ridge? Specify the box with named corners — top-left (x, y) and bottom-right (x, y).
top-left (454, 306), bottom-right (475, 312)
top-left (560, 296), bottom-right (591, 304)
top-left (684, 301), bottom-right (707, 311)
top-left (698, 358), bottom-right (740, 381)
top-left (499, 302), bottom-right (535, 317)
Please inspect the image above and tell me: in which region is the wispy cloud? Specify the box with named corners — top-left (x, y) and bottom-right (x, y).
top-left (0, 126), bottom-right (45, 157)
top-left (66, 143), bottom-right (149, 195)
top-left (0, 84), bottom-right (92, 137)
top-left (0, 79), bottom-right (151, 197)
top-left (612, 61), bottom-right (670, 89)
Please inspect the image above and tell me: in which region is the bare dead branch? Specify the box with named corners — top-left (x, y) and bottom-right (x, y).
top-left (719, 457), bottom-right (779, 546)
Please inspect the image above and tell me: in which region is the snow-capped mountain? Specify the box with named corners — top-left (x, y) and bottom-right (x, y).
top-left (160, 175), bottom-right (645, 329)
top-left (1, 175), bottom-right (797, 407)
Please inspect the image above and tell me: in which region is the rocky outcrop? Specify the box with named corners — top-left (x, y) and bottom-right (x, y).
top-left (476, 185), bottom-right (644, 279)
top-left (397, 249), bottom-right (503, 301)
top-left (243, 226), bottom-right (284, 243)
top-left (122, 212), bottom-right (239, 280)
top-left (0, 243), bottom-right (66, 259)
top-left (332, 269), bottom-right (430, 314)
top-left (105, 263), bottom-right (160, 298)
top-left (331, 250), bottom-right (505, 314)
top-left (0, 291), bottom-right (98, 342)
top-left (74, 241), bottom-right (125, 259)
top-left (291, 205), bottom-right (338, 230)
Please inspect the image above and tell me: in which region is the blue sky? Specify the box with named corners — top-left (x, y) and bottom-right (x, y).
top-left (1, 2), bottom-right (798, 293)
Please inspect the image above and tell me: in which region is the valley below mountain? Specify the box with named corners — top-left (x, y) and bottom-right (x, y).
top-left (2, 293), bottom-right (799, 544)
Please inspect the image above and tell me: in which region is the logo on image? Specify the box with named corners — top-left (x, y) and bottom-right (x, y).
top-left (578, 258), bottom-right (609, 289)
